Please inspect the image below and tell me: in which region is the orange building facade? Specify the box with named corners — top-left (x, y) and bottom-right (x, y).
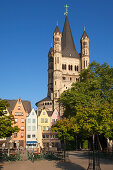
top-left (7, 98), bottom-right (31, 148)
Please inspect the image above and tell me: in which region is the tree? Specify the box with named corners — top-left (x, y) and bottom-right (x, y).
top-left (51, 117), bottom-right (79, 152)
top-left (0, 99), bottom-right (19, 139)
top-left (59, 61), bottom-right (113, 149)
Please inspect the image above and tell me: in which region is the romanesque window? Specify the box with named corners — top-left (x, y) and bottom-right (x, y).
top-left (62, 64), bottom-right (66, 70)
top-left (77, 66), bottom-right (78, 71)
top-left (62, 77), bottom-right (66, 80)
top-left (55, 38), bottom-right (59, 41)
top-left (70, 77), bottom-right (72, 81)
top-left (71, 65), bottom-right (73, 70)
top-left (68, 65), bottom-right (70, 70)
top-left (57, 57), bottom-right (59, 63)
top-left (83, 41), bottom-right (87, 48)
top-left (75, 65), bottom-right (77, 71)
top-left (86, 60), bottom-right (87, 67)
top-left (84, 60), bottom-right (85, 68)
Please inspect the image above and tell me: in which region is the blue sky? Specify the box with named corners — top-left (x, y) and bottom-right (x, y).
top-left (0, 0), bottom-right (113, 108)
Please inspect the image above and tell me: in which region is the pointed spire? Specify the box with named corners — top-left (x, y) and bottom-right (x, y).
top-left (53, 25), bottom-right (61, 35)
top-left (81, 28), bottom-right (89, 41)
top-left (62, 16), bottom-right (79, 58)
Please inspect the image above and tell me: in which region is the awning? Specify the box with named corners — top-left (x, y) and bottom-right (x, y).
top-left (26, 141), bottom-right (37, 144)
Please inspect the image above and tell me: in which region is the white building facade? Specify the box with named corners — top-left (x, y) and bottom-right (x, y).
top-left (26, 108), bottom-right (37, 149)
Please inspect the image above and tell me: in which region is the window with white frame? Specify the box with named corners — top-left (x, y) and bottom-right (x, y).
top-left (28, 119), bottom-right (31, 123)
top-left (32, 119), bottom-right (36, 123)
top-left (28, 126), bottom-right (31, 131)
top-left (27, 135), bottom-right (31, 138)
top-left (32, 126), bottom-right (36, 131)
top-left (43, 126), bottom-right (46, 131)
top-left (41, 118), bottom-right (44, 123)
top-left (21, 133), bottom-right (24, 137)
top-left (21, 118), bottom-right (24, 123)
top-left (21, 126), bottom-right (24, 130)
top-left (45, 118), bottom-right (48, 123)
top-left (32, 134), bottom-right (35, 138)
top-left (47, 126), bottom-right (49, 131)
top-left (43, 112), bottom-right (45, 115)
top-left (15, 118), bottom-right (18, 123)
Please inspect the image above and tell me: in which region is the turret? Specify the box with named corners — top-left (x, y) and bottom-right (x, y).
top-left (53, 25), bottom-right (62, 108)
top-left (80, 29), bottom-right (89, 69)
top-left (48, 46), bottom-right (54, 98)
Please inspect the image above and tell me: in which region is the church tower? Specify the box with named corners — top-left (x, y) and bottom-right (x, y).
top-left (80, 29), bottom-right (89, 69)
top-left (53, 25), bottom-right (62, 110)
top-left (48, 46), bottom-right (54, 98)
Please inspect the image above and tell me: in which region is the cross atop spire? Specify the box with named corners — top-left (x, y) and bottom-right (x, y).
top-left (64, 4), bottom-right (69, 16)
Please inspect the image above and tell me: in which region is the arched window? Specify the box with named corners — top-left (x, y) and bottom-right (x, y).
top-left (71, 65), bottom-right (73, 70)
top-left (68, 65), bottom-right (71, 70)
top-left (75, 65), bottom-right (77, 71)
top-left (65, 64), bottom-right (66, 70)
top-left (77, 66), bottom-right (78, 71)
top-left (84, 60), bottom-right (85, 68)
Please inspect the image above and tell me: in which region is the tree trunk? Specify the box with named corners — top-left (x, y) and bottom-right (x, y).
top-left (97, 135), bottom-right (102, 151)
top-left (93, 133), bottom-right (95, 170)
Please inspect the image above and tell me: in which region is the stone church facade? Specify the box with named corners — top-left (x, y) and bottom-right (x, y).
top-left (36, 16), bottom-right (89, 115)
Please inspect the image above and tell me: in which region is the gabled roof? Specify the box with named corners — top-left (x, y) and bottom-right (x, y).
top-left (38, 110), bottom-right (53, 117)
top-left (62, 16), bottom-right (80, 58)
top-left (6, 99), bottom-right (31, 114)
top-left (81, 31), bottom-right (89, 40)
top-left (54, 25), bottom-right (61, 34)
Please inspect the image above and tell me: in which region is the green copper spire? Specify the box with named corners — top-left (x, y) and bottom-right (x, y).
top-left (84, 26), bottom-right (85, 31)
top-left (64, 4), bottom-right (69, 16)
top-left (57, 20), bottom-right (58, 26)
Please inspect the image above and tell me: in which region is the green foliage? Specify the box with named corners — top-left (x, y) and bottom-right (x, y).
top-left (0, 99), bottom-right (19, 138)
top-left (59, 61), bottom-right (113, 139)
top-left (51, 117), bottom-right (79, 141)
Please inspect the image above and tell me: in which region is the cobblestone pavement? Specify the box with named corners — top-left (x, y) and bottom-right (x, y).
top-left (0, 151), bottom-right (113, 170)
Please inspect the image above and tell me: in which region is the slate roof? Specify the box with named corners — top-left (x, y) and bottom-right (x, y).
top-left (54, 25), bottom-right (61, 34)
top-left (6, 99), bottom-right (31, 114)
top-left (81, 31), bottom-right (89, 40)
top-left (49, 47), bottom-right (54, 53)
top-left (35, 96), bottom-right (52, 106)
top-left (62, 16), bottom-right (80, 58)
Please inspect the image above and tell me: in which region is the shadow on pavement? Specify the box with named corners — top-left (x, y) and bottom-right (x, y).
top-left (55, 160), bottom-right (85, 170)
top-left (69, 151), bottom-right (113, 165)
